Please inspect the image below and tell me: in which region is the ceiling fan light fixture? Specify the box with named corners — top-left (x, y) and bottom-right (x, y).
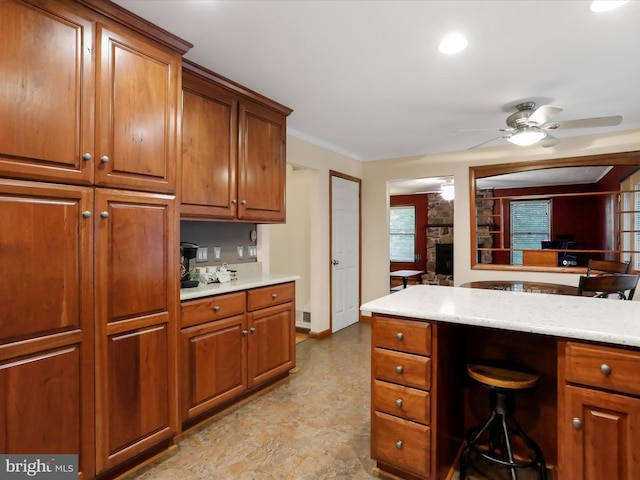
top-left (440, 181), bottom-right (455, 201)
top-left (507, 127), bottom-right (546, 147)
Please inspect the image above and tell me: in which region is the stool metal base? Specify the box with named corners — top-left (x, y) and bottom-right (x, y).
top-left (459, 390), bottom-right (547, 480)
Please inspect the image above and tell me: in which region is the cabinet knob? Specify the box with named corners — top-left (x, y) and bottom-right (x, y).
top-left (250, 327), bottom-right (256, 333)
top-left (100, 155), bottom-right (109, 163)
top-left (242, 330), bottom-right (248, 336)
top-left (395, 398), bottom-right (403, 408)
top-left (231, 199), bottom-right (237, 204)
top-left (82, 211), bottom-right (91, 218)
top-left (395, 365), bottom-right (404, 374)
top-left (213, 306), bottom-right (220, 312)
top-left (395, 440), bottom-right (403, 450)
top-left (396, 332), bottom-right (404, 341)
top-left (241, 199), bottom-right (247, 205)
top-left (600, 364), bottom-right (612, 375)
top-left (572, 417), bottom-right (583, 429)
top-left (82, 153), bottom-right (92, 161)
top-left (100, 211), bottom-right (109, 218)
top-left (272, 293), bottom-right (278, 299)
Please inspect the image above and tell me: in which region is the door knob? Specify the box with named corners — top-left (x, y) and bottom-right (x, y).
top-left (332, 260), bottom-right (339, 265)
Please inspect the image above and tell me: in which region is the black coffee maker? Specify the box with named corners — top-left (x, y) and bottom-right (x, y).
top-left (180, 242), bottom-right (199, 288)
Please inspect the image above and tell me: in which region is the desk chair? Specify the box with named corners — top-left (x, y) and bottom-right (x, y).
top-left (577, 273), bottom-right (640, 300)
top-left (459, 362), bottom-right (547, 480)
top-left (586, 259), bottom-right (632, 276)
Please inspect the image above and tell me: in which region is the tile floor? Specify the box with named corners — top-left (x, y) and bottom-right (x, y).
top-left (123, 322), bottom-right (543, 480)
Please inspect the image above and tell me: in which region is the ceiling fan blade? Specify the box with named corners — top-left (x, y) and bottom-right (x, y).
top-left (540, 133), bottom-right (560, 148)
top-left (527, 105), bottom-right (563, 126)
top-left (548, 115), bottom-right (623, 130)
top-left (468, 135), bottom-right (507, 150)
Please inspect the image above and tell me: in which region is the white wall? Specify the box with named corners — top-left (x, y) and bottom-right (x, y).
top-left (266, 136), bottom-right (362, 335)
top-left (361, 129), bottom-right (640, 304)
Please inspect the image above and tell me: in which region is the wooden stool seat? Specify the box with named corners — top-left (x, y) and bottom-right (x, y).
top-left (467, 363), bottom-right (539, 390)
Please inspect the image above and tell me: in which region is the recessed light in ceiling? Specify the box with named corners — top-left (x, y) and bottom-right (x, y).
top-left (438, 33), bottom-right (468, 54)
top-left (590, 1), bottom-right (628, 12)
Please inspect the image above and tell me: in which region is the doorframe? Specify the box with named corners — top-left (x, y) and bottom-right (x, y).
top-left (329, 170), bottom-right (362, 333)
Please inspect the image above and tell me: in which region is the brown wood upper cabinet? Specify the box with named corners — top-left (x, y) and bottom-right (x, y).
top-left (181, 60), bottom-right (292, 223)
top-left (0, 0), bottom-right (190, 194)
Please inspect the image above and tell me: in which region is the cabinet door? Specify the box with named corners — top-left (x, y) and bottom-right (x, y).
top-left (94, 188), bottom-right (177, 473)
top-left (563, 385), bottom-right (640, 480)
top-left (0, 179), bottom-right (94, 478)
top-left (181, 315), bottom-right (248, 422)
top-left (95, 23), bottom-right (181, 193)
top-left (247, 302), bottom-right (295, 387)
top-left (181, 71), bottom-right (238, 219)
top-left (237, 101), bottom-right (286, 222)
top-left (0, 0), bottom-right (94, 185)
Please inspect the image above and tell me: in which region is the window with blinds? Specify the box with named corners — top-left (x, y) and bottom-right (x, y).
top-left (390, 206), bottom-right (415, 262)
top-left (510, 200), bottom-right (551, 265)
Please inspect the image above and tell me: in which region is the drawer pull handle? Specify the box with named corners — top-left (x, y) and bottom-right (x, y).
top-left (100, 155), bottom-right (109, 163)
top-left (242, 330), bottom-right (248, 336)
top-left (395, 365), bottom-right (404, 374)
top-left (395, 440), bottom-right (403, 450)
top-left (82, 153), bottom-right (92, 161)
top-left (600, 364), bottom-right (612, 375)
top-left (272, 293), bottom-right (277, 299)
top-left (572, 417), bottom-right (583, 429)
top-left (213, 306), bottom-right (221, 312)
top-left (250, 327), bottom-right (256, 333)
top-left (395, 398), bottom-right (403, 408)
top-left (396, 332), bottom-right (404, 341)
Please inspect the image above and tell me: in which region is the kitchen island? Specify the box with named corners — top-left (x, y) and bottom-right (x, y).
top-left (361, 285), bottom-right (640, 480)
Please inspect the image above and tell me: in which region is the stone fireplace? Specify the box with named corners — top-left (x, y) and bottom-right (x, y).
top-left (424, 193), bottom-right (453, 286)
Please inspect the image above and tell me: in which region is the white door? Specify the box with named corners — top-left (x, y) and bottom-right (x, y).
top-left (331, 173), bottom-right (360, 333)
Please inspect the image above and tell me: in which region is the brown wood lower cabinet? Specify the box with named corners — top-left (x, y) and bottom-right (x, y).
top-left (180, 282), bottom-right (295, 425)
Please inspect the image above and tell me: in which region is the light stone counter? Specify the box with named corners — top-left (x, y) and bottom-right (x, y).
top-left (180, 273), bottom-right (299, 301)
top-left (360, 284), bottom-right (640, 348)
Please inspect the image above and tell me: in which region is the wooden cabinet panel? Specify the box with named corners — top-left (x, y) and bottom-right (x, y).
top-left (371, 411), bottom-right (431, 478)
top-left (101, 325), bottom-right (172, 469)
top-left (373, 316), bottom-right (431, 356)
top-left (0, 0), bottom-right (93, 184)
top-left (373, 380), bottom-right (430, 426)
top-left (237, 101), bottom-right (286, 222)
top-left (247, 282), bottom-right (295, 311)
top-left (181, 315), bottom-right (247, 420)
top-left (563, 385), bottom-right (640, 480)
top-left (181, 291), bottom-right (246, 328)
top-left (95, 23), bottom-right (180, 193)
top-left (565, 342), bottom-right (640, 397)
top-left (373, 348), bottom-right (431, 391)
top-left (0, 180), bottom-right (93, 343)
top-left (181, 74), bottom-right (237, 219)
top-left (248, 302), bottom-right (295, 387)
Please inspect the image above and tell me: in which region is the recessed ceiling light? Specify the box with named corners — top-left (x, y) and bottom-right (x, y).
top-left (590, 1), bottom-right (629, 12)
top-left (438, 33), bottom-right (468, 54)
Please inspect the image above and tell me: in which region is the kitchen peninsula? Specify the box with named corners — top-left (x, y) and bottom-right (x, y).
top-left (361, 285), bottom-right (640, 480)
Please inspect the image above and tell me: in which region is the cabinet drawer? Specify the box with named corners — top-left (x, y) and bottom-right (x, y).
top-left (247, 282), bottom-right (294, 311)
top-left (373, 316), bottom-right (431, 356)
top-left (373, 380), bottom-right (430, 425)
top-left (374, 348), bottom-right (431, 390)
top-left (181, 292), bottom-right (246, 328)
top-left (565, 342), bottom-right (640, 397)
top-left (372, 411), bottom-right (431, 478)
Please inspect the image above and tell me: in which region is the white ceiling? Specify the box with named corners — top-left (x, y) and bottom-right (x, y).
top-left (114, 0), bottom-right (640, 162)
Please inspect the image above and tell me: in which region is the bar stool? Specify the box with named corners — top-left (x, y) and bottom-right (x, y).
top-left (459, 362), bottom-right (547, 480)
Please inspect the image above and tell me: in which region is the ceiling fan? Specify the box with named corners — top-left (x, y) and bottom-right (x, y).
top-left (467, 102), bottom-right (622, 149)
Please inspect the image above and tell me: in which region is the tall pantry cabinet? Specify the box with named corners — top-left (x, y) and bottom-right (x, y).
top-left (0, 1), bottom-right (192, 478)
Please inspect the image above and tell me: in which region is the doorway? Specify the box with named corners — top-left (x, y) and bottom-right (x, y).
top-left (330, 171), bottom-right (361, 333)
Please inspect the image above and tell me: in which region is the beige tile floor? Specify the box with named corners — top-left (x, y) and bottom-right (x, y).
top-left (123, 322), bottom-right (543, 480)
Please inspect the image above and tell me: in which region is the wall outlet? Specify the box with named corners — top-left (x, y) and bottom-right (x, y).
top-left (196, 247), bottom-right (208, 262)
top-left (237, 245), bottom-right (244, 260)
top-left (248, 245), bottom-right (257, 259)
top-left (213, 246), bottom-right (222, 261)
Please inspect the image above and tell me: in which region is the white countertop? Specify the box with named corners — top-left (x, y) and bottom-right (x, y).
top-left (360, 285), bottom-right (640, 348)
top-left (180, 273), bottom-right (299, 301)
